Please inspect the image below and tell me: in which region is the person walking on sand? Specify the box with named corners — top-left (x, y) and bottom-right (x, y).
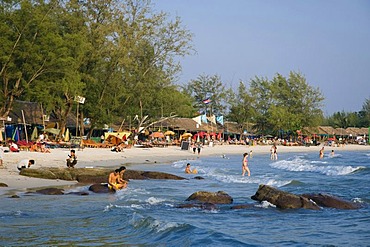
top-left (191, 142), bottom-right (196, 154)
top-left (242, 153), bottom-right (251, 176)
top-left (319, 147), bottom-right (324, 159)
top-left (197, 142), bottom-right (202, 156)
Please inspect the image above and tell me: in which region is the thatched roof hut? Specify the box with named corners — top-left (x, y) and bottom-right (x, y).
top-left (333, 128), bottom-right (349, 136)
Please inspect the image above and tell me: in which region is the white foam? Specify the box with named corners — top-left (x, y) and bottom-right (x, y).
top-left (146, 197), bottom-right (168, 205)
top-left (270, 157), bottom-right (363, 176)
top-left (254, 200), bottom-right (276, 208)
top-left (151, 219), bottom-right (181, 232)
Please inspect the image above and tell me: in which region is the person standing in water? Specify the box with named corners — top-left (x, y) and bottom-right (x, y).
top-left (319, 147), bottom-right (324, 159)
top-left (242, 153), bottom-right (251, 176)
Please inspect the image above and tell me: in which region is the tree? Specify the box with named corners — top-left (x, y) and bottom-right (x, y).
top-left (0, 0), bottom-right (66, 118)
top-left (249, 72), bottom-right (324, 135)
top-left (359, 98), bottom-right (370, 127)
top-left (184, 74), bottom-right (231, 116)
top-left (227, 81), bottom-right (256, 131)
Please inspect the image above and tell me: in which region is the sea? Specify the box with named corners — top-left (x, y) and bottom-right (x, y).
top-left (1, 149), bottom-right (370, 246)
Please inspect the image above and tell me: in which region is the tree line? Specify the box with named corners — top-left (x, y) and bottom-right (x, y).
top-left (1, 0), bottom-right (368, 138)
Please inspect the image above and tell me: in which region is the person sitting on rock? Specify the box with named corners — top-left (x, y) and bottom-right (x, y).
top-left (108, 166), bottom-right (127, 190)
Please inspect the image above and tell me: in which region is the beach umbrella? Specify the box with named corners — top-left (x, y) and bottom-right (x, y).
top-left (181, 133), bottom-right (192, 138)
top-left (43, 128), bottom-right (60, 135)
top-left (150, 132), bottom-right (164, 138)
top-left (164, 130), bottom-right (175, 136)
top-left (30, 127), bottom-right (38, 141)
top-left (64, 128), bottom-right (70, 142)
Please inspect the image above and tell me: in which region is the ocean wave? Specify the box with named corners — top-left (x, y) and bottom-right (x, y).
top-left (146, 196), bottom-right (170, 205)
top-left (283, 180), bottom-right (305, 186)
top-left (270, 157), bottom-right (363, 176)
top-left (129, 213), bottom-right (184, 233)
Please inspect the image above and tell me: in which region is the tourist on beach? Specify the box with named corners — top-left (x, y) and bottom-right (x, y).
top-left (185, 163), bottom-right (197, 174)
top-left (242, 152), bottom-right (251, 176)
top-left (66, 149), bottom-right (77, 168)
top-left (249, 150), bottom-right (253, 158)
top-left (319, 147), bottom-right (324, 159)
top-left (331, 150), bottom-right (335, 157)
top-left (197, 143), bottom-right (202, 156)
top-left (17, 159), bottom-right (35, 171)
top-left (270, 145), bottom-right (277, 160)
top-left (0, 146), bottom-right (4, 168)
top-left (9, 141), bottom-right (19, 152)
top-left (191, 142), bottom-right (196, 154)
top-left (108, 166), bottom-right (127, 190)
top-left (40, 142), bottom-right (51, 153)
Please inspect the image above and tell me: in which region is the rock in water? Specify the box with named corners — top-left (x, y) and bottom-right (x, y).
top-left (89, 183), bottom-right (114, 193)
top-left (301, 193), bottom-right (361, 210)
top-left (251, 184), bottom-right (320, 210)
top-left (35, 188), bottom-right (64, 195)
top-left (186, 191), bottom-right (233, 204)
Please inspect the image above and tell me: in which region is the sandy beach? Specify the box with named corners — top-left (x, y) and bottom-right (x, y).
top-left (1, 144), bottom-right (369, 191)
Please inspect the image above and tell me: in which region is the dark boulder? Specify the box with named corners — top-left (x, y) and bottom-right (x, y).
top-left (20, 168), bottom-right (185, 183)
top-left (67, 191), bottom-right (89, 196)
top-left (140, 171), bottom-right (185, 180)
top-left (301, 193), bottom-right (361, 210)
top-left (193, 176), bottom-right (205, 180)
top-left (35, 188), bottom-right (64, 195)
top-left (176, 202), bottom-right (218, 210)
top-left (231, 204), bottom-right (254, 210)
top-left (186, 191), bottom-right (233, 204)
top-left (0, 182), bottom-right (8, 187)
top-left (251, 184), bottom-right (320, 210)
top-left (89, 183), bottom-right (114, 194)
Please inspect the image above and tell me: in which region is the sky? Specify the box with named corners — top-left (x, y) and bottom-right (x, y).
top-left (153, 0), bottom-right (370, 115)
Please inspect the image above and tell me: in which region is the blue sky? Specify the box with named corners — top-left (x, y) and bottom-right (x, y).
top-left (154, 0), bottom-right (370, 115)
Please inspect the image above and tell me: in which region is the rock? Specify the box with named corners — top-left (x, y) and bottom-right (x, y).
top-left (231, 204), bottom-right (254, 209)
top-left (193, 176), bottom-right (205, 180)
top-left (77, 175), bottom-right (108, 184)
top-left (176, 202), bottom-right (218, 210)
top-left (140, 171), bottom-right (185, 180)
top-left (67, 191), bottom-right (89, 196)
top-left (20, 168), bottom-right (185, 183)
top-left (301, 193), bottom-right (361, 210)
top-left (186, 191), bottom-right (233, 204)
top-left (251, 184), bottom-right (320, 210)
top-left (89, 183), bottom-right (114, 194)
top-left (0, 182), bottom-right (8, 187)
top-left (9, 195), bottom-right (20, 198)
top-left (35, 188), bottom-right (64, 195)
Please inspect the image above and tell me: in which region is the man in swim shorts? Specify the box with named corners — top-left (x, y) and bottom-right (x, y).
top-left (108, 166), bottom-right (128, 190)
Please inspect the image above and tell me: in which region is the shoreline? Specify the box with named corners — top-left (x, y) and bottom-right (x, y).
top-left (1, 144), bottom-right (369, 192)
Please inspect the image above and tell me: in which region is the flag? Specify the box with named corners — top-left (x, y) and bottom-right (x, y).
top-left (202, 98), bottom-right (211, 104)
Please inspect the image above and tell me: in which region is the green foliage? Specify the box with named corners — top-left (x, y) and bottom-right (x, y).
top-left (228, 81), bottom-right (256, 131)
top-left (248, 72), bottom-right (324, 134)
top-left (323, 98), bottom-right (370, 128)
top-left (0, 0), bottom-right (195, 133)
top-left (184, 74), bottom-right (231, 116)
